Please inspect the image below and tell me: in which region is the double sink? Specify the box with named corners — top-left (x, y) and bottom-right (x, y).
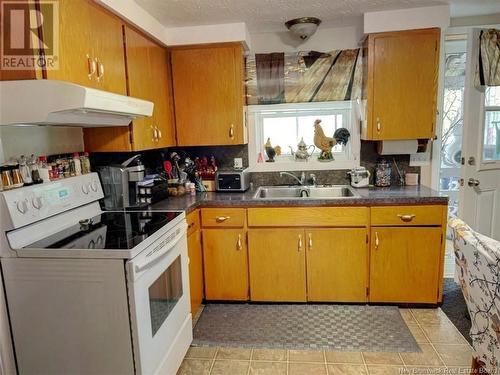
top-left (253, 185), bottom-right (361, 200)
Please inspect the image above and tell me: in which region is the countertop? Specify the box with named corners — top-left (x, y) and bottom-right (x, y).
top-left (150, 185), bottom-right (449, 213)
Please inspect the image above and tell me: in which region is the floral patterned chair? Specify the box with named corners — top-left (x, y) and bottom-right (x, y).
top-left (450, 218), bottom-right (500, 374)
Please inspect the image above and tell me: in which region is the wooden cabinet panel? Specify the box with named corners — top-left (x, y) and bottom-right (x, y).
top-left (85, 26), bottom-right (175, 151)
top-left (88, 1), bottom-right (127, 95)
top-left (201, 208), bottom-right (246, 228)
top-left (369, 227), bottom-right (442, 303)
top-left (203, 229), bottom-right (248, 300)
top-left (44, 0), bottom-right (94, 87)
top-left (171, 43), bottom-right (246, 146)
top-left (248, 229), bottom-right (306, 302)
top-left (247, 207), bottom-right (369, 227)
top-left (371, 205), bottom-right (444, 226)
top-left (187, 229), bottom-right (204, 315)
top-left (186, 210), bottom-right (201, 236)
top-left (306, 228), bottom-right (368, 302)
top-left (363, 28), bottom-right (439, 140)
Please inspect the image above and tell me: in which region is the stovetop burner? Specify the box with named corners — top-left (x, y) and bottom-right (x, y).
top-left (24, 211), bottom-right (182, 250)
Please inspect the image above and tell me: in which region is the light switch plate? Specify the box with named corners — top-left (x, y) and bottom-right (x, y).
top-left (410, 152), bottom-right (431, 166)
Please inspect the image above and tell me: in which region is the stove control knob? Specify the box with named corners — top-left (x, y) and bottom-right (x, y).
top-left (16, 200), bottom-right (28, 214)
top-left (81, 184), bottom-right (89, 195)
top-left (90, 180), bottom-right (98, 192)
top-left (31, 196), bottom-right (43, 210)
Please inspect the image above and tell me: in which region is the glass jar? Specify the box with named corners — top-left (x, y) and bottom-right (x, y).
top-left (375, 159), bottom-right (392, 187)
top-left (11, 166), bottom-right (24, 188)
top-left (0, 166), bottom-right (13, 190)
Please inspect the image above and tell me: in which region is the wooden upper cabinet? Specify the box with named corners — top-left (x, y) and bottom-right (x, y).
top-left (170, 43), bottom-right (247, 146)
top-left (88, 1), bottom-right (127, 95)
top-left (44, 0), bottom-right (126, 95)
top-left (84, 26), bottom-right (175, 152)
top-left (362, 28), bottom-right (440, 140)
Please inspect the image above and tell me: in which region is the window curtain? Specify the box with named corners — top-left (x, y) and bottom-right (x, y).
top-left (475, 29), bottom-right (500, 88)
top-left (246, 49), bottom-right (362, 105)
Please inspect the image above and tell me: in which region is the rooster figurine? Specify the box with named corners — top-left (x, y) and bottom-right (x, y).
top-left (264, 138), bottom-right (281, 162)
top-left (313, 119), bottom-right (350, 161)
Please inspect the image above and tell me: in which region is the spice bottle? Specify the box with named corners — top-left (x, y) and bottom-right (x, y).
top-left (73, 152), bottom-right (82, 176)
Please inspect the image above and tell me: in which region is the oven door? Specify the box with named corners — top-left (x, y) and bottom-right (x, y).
top-left (127, 222), bottom-right (192, 375)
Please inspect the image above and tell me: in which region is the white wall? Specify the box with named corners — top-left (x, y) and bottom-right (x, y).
top-left (250, 23), bottom-right (363, 53)
top-left (0, 126), bottom-right (84, 164)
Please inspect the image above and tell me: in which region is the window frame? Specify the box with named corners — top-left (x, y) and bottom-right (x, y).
top-left (247, 101), bottom-right (361, 172)
top-left (478, 87), bottom-right (500, 170)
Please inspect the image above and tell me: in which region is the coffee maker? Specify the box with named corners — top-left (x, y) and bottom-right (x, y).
top-left (98, 155), bottom-right (145, 209)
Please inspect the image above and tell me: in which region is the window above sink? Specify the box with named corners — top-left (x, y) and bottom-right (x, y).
top-left (247, 101), bottom-right (361, 172)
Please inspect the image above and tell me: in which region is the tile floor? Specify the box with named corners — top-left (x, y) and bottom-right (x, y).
top-left (178, 308), bottom-right (473, 375)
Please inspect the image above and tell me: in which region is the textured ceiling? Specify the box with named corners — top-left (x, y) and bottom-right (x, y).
top-left (135, 0), bottom-right (500, 32)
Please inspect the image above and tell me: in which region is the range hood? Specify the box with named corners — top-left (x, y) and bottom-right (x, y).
top-left (0, 80), bottom-right (154, 127)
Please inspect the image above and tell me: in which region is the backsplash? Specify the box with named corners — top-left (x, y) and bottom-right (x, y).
top-left (90, 142), bottom-right (419, 187)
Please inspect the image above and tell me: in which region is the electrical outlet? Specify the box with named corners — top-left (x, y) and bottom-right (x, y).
top-left (233, 158), bottom-right (243, 169)
top-left (410, 152), bottom-right (431, 166)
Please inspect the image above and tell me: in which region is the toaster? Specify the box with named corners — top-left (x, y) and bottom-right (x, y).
top-left (216, 169), bottom-right (250, 192)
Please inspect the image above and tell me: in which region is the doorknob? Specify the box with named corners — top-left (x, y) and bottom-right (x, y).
top-left (467, 178), bottom-right (480, 187)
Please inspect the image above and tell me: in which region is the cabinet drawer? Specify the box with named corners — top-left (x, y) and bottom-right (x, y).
top-left (371, 205), bottom-right (444, 226)
top-left (247, 207), bottom-right (369, 227)
top-left (201, 208), bottom-right (246, 228)
top-left (186, 210), bottom-right (200, 235)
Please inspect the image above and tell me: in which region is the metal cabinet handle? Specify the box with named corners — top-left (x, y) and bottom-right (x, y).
top-left (237, 234), bottom-right (242, 251)
top-left (157, 127), bottom-right (162, 139)
top-left (96, 60), bottom-right (105, 81)
top-left (215, 216), bottom-right (230, 223)
top-left (375, 232), bottom-right (379, 250)
top-left (467, 178), bottom-right (480, 187)
top-left (397, 214), bottom-right (416, 222)
top-left (376, 117), bottom-right (381, 132)
top-left (87, 55), bottom-right (96, 79)
top-left (229, 124), bottom-right (234, 139)
top-left (308, 233), bottom-right (313, 249)
top-left (298, 234), bottom-right (302, 251)
top-left (152, 126), bottom-right (158, 141)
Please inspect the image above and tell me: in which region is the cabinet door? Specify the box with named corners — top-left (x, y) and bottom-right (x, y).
top-left (248, 229), bottom-right (306, 302)
top-left (125, 26), bottom-right (175, 150)
top-left (203, 229), bottom-right (248, 300)
top-left (149, 46), bottom-right (176, 148)
top-left (171, 44), bottom-right (245, 146)
top-left (370, 227), bottom-right (442, 303)
top-left (368, 28), bottom-right (439, 140)
top-left (306, 228), bottom-right (368, 302)
top-left (187, 230), bottom-right (204, 315)
top-left (89, 2), bottom-right (127, 95)
top-left (45, 0), bottom-right (95, 87)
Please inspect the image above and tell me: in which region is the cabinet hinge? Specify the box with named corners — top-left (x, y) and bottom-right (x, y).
top-left (440, 233), bottom-right (443, 244)
top-left (366, 234), bottom-right (369, 244)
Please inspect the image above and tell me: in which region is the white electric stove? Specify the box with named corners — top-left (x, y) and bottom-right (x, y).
top-left (0, 173), bottom-right (192, 375)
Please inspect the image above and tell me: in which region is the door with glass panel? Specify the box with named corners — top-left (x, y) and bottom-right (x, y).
top-left (460, 29), bottom-right (500, 240)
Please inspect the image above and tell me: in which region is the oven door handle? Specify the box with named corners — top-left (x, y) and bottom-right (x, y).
top-left (133, 224), bottom-right (187, 274)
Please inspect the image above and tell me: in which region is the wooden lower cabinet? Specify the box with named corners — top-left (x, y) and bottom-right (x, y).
top-left (187, 229), bottom-right (204, 315)
top-left (369, 227), bottom-right (442, 303)
top-left (248, 229), bottom-right (307, 302)
top-left (202, 229), bottom-right (248, 300)
top-left (306, 228), bottom-right (368, 302)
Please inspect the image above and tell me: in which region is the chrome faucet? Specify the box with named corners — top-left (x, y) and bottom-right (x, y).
top-left (279, 171), bottom-right (306, 185)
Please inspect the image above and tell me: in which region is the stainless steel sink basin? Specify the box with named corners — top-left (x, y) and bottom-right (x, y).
top-left (253, 185), bottom-right (360, 200)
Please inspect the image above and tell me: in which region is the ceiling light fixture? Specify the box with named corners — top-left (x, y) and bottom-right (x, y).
top-left (285, 17), bottom-right (322, 40)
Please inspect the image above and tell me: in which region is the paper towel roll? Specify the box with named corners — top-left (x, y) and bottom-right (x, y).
top-left (377, 140), bottom-right (419, 155)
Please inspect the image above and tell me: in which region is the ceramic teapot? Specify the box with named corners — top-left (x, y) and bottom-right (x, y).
top-left (289, 138), bottom-right (315, 161)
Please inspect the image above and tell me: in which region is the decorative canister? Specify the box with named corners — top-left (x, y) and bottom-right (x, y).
top-left (375, 159), bottom-right (392, 187)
